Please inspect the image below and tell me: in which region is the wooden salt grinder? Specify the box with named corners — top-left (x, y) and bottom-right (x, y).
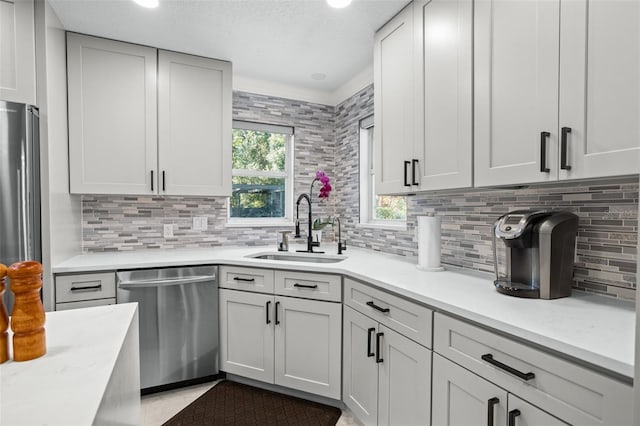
top-left (8, 261), bottom-right (46, 361)
top-left (0, 264), bottom-right (8, 363)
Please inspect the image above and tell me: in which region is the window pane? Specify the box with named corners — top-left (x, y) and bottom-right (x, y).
top-left (232, 129), bottom-right (286, 172)
top-left (375, 195), bottom-right (407, 221)
top-left (231, 176), bottom-right (285, 218)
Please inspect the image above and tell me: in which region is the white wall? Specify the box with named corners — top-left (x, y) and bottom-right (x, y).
top-left (35, 0), bottom-right (82, 311)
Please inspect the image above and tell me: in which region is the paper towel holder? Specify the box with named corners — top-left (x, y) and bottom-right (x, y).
top-left (416, 213), bottom-right (445, 272)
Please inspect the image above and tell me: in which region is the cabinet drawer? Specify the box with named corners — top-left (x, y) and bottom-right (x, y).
top-left (433, 313), bottom-right (633, 426)
top-left (55, 272), bottom-right (116, 303)
top-left (55, 298), bottom-right (116, 311)
top-left (344, 278), bottom-right (432, 348)
top-left (275, 270), bottom-right (341, 302)
top-left (219, 266), bottom-right (274, 294)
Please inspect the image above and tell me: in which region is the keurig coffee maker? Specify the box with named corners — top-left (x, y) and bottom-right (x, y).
top-left (492, 210), bottom-right (578, 299)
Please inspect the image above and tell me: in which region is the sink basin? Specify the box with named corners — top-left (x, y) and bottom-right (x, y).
top-left (248, 252), bottom-right (347, 263)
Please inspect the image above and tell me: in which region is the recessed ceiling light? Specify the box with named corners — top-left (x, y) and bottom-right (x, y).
top-left (133, 0), bottom-right (158, 8)
top-left (327, 0), bottom-right (352, 9)
top-left (311, 73), bottom-right (327, 81)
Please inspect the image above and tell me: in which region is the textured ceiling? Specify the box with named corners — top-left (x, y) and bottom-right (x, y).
top-left (48, 0), bottom-right (409, 93)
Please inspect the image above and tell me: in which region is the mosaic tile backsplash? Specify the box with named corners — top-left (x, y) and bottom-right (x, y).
top-left (82, 86), bottom-right (638, 300)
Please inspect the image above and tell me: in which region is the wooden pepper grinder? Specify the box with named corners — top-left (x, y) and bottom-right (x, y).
top-left (8, 261), bottom-right (46, 361)
top-left (0, 264), bottom-right (9, 363)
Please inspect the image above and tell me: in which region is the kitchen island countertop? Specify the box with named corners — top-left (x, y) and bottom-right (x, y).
top-left (0, 303), bottom-right (140, 425)
top-left (53, 244), bottom-right (635, 381)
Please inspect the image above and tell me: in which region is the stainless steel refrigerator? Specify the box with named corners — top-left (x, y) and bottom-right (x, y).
top-left (0, 101), bottom-right (41, 313)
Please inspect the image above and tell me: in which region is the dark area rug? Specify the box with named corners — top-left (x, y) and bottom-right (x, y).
top-left (162, 380), bottom-right (342, 426)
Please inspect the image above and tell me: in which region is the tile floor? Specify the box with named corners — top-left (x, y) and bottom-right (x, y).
top-left (141, 380), bottom-right (360, 426)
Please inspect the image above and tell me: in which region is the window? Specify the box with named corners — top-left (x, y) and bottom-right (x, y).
top-left (359, 115), bottom-right (407, 227)
top-left (228, 121), bottom-right (294, 225)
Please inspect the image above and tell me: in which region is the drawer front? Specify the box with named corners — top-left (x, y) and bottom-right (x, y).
top-left (433, 313), bottom-right (633, 426)
top-left (219, 266), bottom-right (274, 294)
top-left (344, 278), bottom-right (432, 348)
top-left (275, 270), bottom-right (341, 302)
top-left (55, 272), bottom-right (116, 303)
top-left (55, 298), bottom-right (116, 311)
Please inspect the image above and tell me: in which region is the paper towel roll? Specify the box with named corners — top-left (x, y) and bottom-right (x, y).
top-left (417, 215), bottom-right (445, 272)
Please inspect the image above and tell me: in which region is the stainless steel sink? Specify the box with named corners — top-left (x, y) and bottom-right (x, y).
top-left (248, 252), bottom-right (347, 263)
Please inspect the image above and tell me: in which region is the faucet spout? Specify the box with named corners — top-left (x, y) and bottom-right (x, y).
top-left (335, 217), bottom-right (347, 255)
top-left (295, 193), bottom-right (322, 253)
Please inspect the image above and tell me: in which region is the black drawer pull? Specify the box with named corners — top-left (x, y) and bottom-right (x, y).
top-left (293, 283), bottom-right (318, 289)
top-left (266, 301), bottom-right (271, 324)
top-left (367, 327), bottom-right (376, 357)
top-left (375, 332), bottom-right (384, 363)
top-left (70, 284), bottom-right (102, 292)
top-left (508, 409), bottom-right (521, 426)
top-left (540, 131), bottom-right (550, 173)
top-left (481, 354), bottom-right (535, 381)
top-left (275, 301), bottom-right (280, 325)
top-left (366, 301), bottom-right (390, 313)
top-left (487, 397), bottom-right (500, 426)
top-left (162, 170), bottom-right (166, 191)
top-left (150, 170), bottom-right (154, 191)
top-left (233, 277), bottom-right (255, 283)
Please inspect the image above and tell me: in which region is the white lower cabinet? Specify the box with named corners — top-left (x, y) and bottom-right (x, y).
top-left (433, 353), bottom-right (567, 426)
top-left (433, 313), bottom-right (633, 425)
top-left (343, 305), bottom-right (431, 426)
top-left (219, 287), bottom-right (342, 399)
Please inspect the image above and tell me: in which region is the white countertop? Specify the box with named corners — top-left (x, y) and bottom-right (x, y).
top-left (0, 303), bottom-right (138, 425)
top-left (53, 244), bottom-right (636, 380)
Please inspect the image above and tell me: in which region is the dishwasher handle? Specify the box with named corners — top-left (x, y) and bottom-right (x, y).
top-left (118, 275), bottom-right (216, 290)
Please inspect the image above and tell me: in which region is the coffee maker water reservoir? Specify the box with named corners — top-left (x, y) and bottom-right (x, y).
top-left (492, 210), bottom-right (578, 299)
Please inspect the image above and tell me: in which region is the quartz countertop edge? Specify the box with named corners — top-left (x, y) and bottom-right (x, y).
top-left (0, 303), bottom-right (138, 425)
top-left (52, 244), bottom-right (635, 381)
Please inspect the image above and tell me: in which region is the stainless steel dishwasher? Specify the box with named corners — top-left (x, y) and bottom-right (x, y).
top-left (116, 265), bottom-right (218, 391)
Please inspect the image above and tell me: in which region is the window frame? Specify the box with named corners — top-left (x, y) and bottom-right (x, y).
top-left (359, 115), bottom-right (407, 230)
top-left (226, 120), bottom-right (295, 227)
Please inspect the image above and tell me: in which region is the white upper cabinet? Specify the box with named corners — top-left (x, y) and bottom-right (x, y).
top-left (374, 3), bottom-right (415, 195)
top-left (474, 0), bottom-right (560, 187)
top-left (475, 0), bottom-right (640, 187)
top-left (0, 0), bottom-right (36, 105)
top-left (67, 33), bottom-right (158, 195)
top-left (67, 34), bottom-right (232, 196)
top-left (374, 0), bottom-right (473, 194)
top-left (414, 0), bottom-right (473, 191)
top-left (559, 0), bottom-right (640, 179)
top-left (158, 50), bottom-right (231, 196)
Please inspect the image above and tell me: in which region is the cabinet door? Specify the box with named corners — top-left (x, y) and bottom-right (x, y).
top-left (432, 353), bottom-right (508, 426)
top-left (414, 0), bottom-right (472, 191)
top-left (508, 394), bottom-right (568, 426)
top-left (374, 3), bottom-right (415, 195)
top-left (274, 296), bottom-right (342, 399)
top-left (158, 50), bottom-right (232, 196)
top-left (377, 324), bottom-right (431, 426)
top-left (219, 289), bottom-right (274, 383)
top-left (559, 0), bottom-right (640, 179)
top-left (0, 0), bottom-right (36, 104)
top-left (67, 33), bottom-right (157, 194)
top-left (474, 0), bottom-right (560, 187)
top-left (343, 306), bottom-right (379, 426)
